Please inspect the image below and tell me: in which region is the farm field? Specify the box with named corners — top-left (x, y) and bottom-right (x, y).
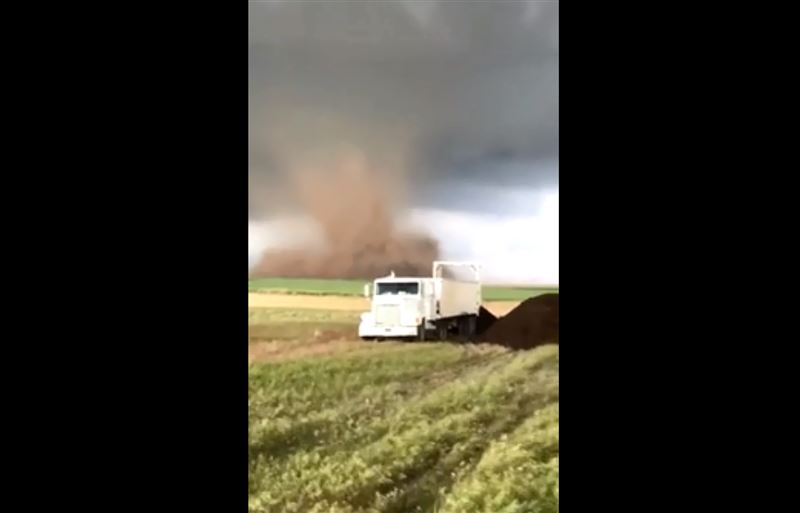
top-left (249, 276), bottom-right (558, 302)
top-left (248, 293), bottom-right (522, 317)
top-left (248, 291), bottom-right (559, 513)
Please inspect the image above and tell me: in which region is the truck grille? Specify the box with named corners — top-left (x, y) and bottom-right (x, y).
top-left (375, 305), bottom-right (400, 326)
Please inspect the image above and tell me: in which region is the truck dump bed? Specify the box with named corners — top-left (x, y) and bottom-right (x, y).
top-left (432, 261), bottom-right (481, 319)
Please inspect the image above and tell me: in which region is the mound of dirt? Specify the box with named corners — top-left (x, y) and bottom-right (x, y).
top-left (476, 306), bottom-right (498, 335)
top-left (481, 294), bottom-right (559, 350)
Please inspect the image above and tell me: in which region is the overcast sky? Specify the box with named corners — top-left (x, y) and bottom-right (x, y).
top-left (249, 0), bottom-right (559, 284)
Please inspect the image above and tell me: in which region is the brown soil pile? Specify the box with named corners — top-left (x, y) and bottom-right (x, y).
top-left (476, 306), bottom-right (498, 335)
top-left (481, 294), bottom-right (559, 350)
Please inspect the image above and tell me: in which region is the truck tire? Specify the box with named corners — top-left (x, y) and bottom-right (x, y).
top-left (437, 321), bottom-right (448, 341)
top-left (465, 315), bottom-right (477, 342)
top-left (456, 315), bottom-right (478, 342)
top-left (417, 322), bottom-right (427, 342)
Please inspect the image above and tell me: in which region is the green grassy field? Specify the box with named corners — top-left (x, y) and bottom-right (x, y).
top-left (249, 277), bottom-right (558, 302)
top-left (248, 308), bottom-right (559, 513)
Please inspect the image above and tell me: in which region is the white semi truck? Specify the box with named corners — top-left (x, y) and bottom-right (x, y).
top-left (358, 261), bottom-right (481, 341)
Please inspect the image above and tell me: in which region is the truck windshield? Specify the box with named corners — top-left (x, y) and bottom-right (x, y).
top-left (376, 282), bottom-right (419, 295)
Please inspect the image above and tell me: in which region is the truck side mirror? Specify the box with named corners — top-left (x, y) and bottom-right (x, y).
top-left (363, 283), bottom-right (371, 298)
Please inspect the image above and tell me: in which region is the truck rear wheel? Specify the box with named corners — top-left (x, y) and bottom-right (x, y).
top-left (457, 315), bottom-right (478, 342)
top-left (417, 322), bottom-right (427, 342)
top-left (437, 322), bottom-right (448, 341)
top-left (465, 315), bottom-right (477, 342)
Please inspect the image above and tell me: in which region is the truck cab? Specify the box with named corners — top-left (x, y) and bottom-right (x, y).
top-left (358, 276), bottom-right (435, 340)
top-left (358, 261), bottom-right (481, 341)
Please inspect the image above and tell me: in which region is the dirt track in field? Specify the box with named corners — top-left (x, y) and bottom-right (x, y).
top-left (478, 301), bottom-right (520, 317)
top-left (248, 293), bottom-right (520, 317)
top-left (247, 294), bottom-right (527, 363)
top-left (248, 293), bottom-right (368, 311)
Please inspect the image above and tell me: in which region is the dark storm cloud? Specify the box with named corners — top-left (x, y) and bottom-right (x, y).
top-left (249, 0), bottom-right (558, 217)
